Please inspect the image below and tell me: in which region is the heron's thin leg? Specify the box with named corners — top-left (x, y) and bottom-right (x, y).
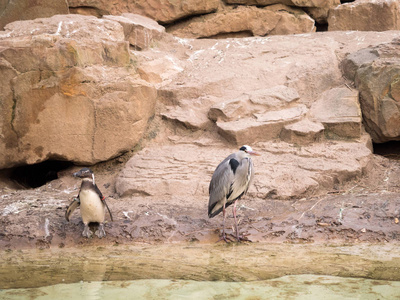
top-left (222, 203), bottom-right (228, 241)
top-left (217, 201), bottom-right (233, 243)
top-left (233, 200), bottom-right (240, 241)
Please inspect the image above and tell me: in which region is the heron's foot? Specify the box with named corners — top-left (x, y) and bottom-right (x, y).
top-left (231, 232), bottom-right (252, 243)
top-left (236, 234), bottom-right (252, 243)
top-left (95, 223), bottom-right (106, 239)
top-left (82, 224), bottom-right (93, 238)
top-left (215, 229), bottom-right (237, 243)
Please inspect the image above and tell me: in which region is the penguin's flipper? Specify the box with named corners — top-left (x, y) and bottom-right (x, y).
top-left (102, 197), bottom-right (113, 222)
top-left (93, 183), bottom-right (113, 222)
top-left (65, 197), bottom-right (80, 221)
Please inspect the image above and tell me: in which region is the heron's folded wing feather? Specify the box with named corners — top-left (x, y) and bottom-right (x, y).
top-left (208, 155), bottom-right (235, 217)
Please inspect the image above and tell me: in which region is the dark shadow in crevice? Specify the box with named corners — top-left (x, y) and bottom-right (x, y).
top-left (200, 30), bottom-right (254, 39)
top-left (9, 160), bottom-right (74, 189)
top-left (373, 141), bottom-right (400, 160)
top-left (315, 21), bottom-right (328, 32)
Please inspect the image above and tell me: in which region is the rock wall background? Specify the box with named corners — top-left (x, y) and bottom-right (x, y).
top-left (0, 0), bottom-right (400, 247)
top-left (1, 0), bottom-right (400, 34)
top-left (0, 0), bottom-right (399, 200)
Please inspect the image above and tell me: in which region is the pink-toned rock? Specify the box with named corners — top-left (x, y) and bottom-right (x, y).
top-left (328, 0), bottom-right (400, 31)
top-left (216, 104), bottom-right (308, 145)
top-left (0, 15), bottom-right (156, 168)
top-left (167, 4), bottom-right (315, 38)
top-left (68, 0), bottom-right (220, 24)
top-left (208, 86), bottom-right (300, 123)
top-left (280, 119), bottom-right (325, 145)
top-left (161, 97), bottom-right (215, 130)
top-left (0, 0), bottom-right (69, 30)
top-left (103, 14), bottom-right (165, 50)
top-left (309, 88), bottom-right (362, 139)
top-left (225, 0), bottom-right (337, 7)
top-left (115, 137), bottom-right (372, 199)
top-left (224, 0), bottom-right (293, 5)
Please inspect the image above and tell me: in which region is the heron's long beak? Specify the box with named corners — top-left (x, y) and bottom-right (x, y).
top-left (247, 150), bottom-right (260, 156)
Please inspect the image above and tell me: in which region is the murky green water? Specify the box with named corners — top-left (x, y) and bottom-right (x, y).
top-left (1, 243), bottom-right (400, 299)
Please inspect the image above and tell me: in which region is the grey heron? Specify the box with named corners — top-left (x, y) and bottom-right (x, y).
top-left (208, 145), bottom-right (259, 242)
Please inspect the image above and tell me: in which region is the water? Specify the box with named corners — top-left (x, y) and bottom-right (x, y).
top-left (2, 275), bottom-right (400, 299)
top-left (1, 243), bottom-right (400, 299)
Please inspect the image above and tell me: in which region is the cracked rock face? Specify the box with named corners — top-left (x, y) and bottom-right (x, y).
top-left (342, 38), bottom-right (400, 143)
top-left (0, 15), bottom-right (157, 168)
top-left (116, 31), bottom-right (399, 200)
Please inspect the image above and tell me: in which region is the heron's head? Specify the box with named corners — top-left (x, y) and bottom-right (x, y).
top-left (239, 145), bottom-right (260, 156)
top-left (73, 167), bottom-right (94, 179)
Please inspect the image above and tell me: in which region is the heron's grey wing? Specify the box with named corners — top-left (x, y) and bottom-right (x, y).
top-left (229, 157), bottom-right (254, 200)
top-left (208, 155), bottom-right (235, 218)
top-left (65, 197), bottom-right (80, 221)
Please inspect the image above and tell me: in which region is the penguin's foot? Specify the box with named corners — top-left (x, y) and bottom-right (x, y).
top-left (95, 223), bottom-right (106, 239)
top-left (82, 224), bottom-right (93, 238)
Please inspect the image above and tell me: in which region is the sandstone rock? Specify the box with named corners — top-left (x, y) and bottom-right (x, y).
top-left (0, 15), bottom-right (156, 169)
top-left (328, 0), bottom-right (400, 31)
top-left (305, 0), bottom-right (340, 24)
top-left (225, 0), bottom-right (337, 7)
top-left (248, 86), bottom-right (300, 107)
top-left (208, 96), bottom-right (250, 122)
top-left (340, 48), bottom-right (379, 82)
top-left (309, 87), bottom-right (362, 139)
top-left (115, 138), bottom-right (372, 199)
top-left (68, 0), bottom-right (220, 24)
top-left (224, 0), bottom-right (293, 5)
top-left (161, 97), bottom-right (215, 130)
top-left (166, 4), bottom-right (315, 38)
top-left (208, 86), bottom-right (300, 122)
top-left (223, 0), bottom-right (341, 26)
top-left (342, 38), bottom-right (400, 143)
top-left (103, 14), bottom-right (165, 50)
top-left (280, 119), bottom-right (325, 145)
top-left (216, 104), bottom-right (308, 145)
top-left (154, 32), bottom-right (398, 148)
top-left (137, 57), bottom-right (184, 84)
top-left (0, 0), bottom-right (69, 30)
top-left (162, 33), bottom-right (355, 107)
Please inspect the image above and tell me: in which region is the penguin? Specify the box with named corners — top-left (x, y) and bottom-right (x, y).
top-left (65, 167), bottom-right (113, 238)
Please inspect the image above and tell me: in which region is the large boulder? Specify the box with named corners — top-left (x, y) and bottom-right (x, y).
top-left (0, 15), bottom-right (157, 169)
top-left (342, 38), bottom-right (400, 143)
top-left (328, 0), bottom-right (400, 31)
top-left (103, 14), bottom-right (166, 50)
top-left (0, 0), bottom-right (69, 30)
top-left (309, 88), bottom-right (362, 139)
top-left (115, 139), bottom-right (372, 200)
top-left (68, 0), bottom-right (220, 24)
top-left (166, 4), bottom-right (315, 38)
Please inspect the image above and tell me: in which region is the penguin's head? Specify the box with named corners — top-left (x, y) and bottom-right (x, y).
top-left (73, 167), bottom-right (94, 179)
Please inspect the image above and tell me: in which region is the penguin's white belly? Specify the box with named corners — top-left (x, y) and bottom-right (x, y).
top-left (79, 189), bottom-right (105, 224)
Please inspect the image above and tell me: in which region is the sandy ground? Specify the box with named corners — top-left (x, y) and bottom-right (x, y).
top-left (1, 151), bottom-right (399, 250)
